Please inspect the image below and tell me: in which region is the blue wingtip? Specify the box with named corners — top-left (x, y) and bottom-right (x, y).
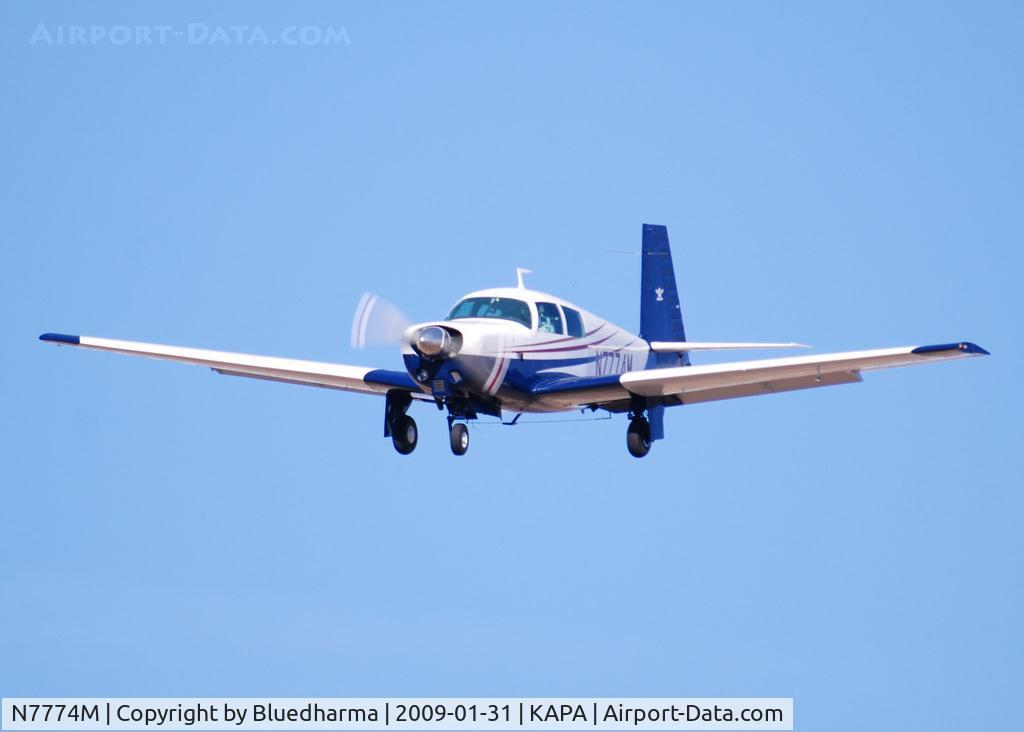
top-left (912, 341), bottom-right (990, 356)
top-left (39, 333), bottom-right (80, 345)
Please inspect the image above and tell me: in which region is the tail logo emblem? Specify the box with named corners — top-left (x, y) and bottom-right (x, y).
top-left (655, 287), bottom-right (664, 302)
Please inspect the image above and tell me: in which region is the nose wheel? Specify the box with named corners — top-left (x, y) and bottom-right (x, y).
top-left (626, 417), bottom-right (651, 458)
top-left (449, 422), bottom-right (470, 456)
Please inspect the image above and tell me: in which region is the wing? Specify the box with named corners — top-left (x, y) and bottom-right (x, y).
top-left (530, 341), bottom-right (989, 411)
top-left (39, 333), bottom-right (427, 398)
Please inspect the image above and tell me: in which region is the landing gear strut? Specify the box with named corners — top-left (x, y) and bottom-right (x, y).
top-left (626, 416), bottom-right (651, 458)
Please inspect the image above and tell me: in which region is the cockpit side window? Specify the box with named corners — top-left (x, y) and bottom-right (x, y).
top-left (562, 306), bottom-right (584, 337)
top-left (536, 302), bottom-right (564, 334)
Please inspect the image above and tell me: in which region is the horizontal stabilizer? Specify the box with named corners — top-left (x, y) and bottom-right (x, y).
top-left (649, 341), bottom-right (809, 352)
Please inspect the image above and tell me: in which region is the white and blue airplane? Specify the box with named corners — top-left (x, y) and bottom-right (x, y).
top-left (41, 224), bottom-right (988, 457)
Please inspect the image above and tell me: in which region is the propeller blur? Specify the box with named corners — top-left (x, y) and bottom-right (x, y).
top-left (351, 292), bottom-right (411, 349)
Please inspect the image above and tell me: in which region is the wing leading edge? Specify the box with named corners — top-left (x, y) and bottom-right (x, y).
top-left (530, 341), bottom-right (989, 410)
top-left (39, 333), bottom-right (423, 397)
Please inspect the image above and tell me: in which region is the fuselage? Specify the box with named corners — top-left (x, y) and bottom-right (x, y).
top-left (400, 287), bottom-right (654, 413)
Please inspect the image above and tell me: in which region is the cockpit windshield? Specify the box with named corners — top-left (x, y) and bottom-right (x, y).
top-left (446, 297), bottom-right (532, 328)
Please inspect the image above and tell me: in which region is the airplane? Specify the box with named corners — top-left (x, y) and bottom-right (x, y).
top-left (40, 224), bottom-right (988, 458)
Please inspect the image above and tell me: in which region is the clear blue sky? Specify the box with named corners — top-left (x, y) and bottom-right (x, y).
top-left (2, 2), bottom-right (1021, 730)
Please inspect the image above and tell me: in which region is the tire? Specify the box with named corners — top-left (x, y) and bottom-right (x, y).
top-left (449, 422), bottom-right (469, 456)
top-left (392, 415), bottom-right (418, 455)
top-left (626, 418), bottom-right (651, 458)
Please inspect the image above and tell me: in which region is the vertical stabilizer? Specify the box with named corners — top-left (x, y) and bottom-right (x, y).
top-left (640, 224), bottom-right (689, 367)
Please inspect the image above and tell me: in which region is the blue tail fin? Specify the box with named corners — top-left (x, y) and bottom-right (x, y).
top-left (640, 224), bottom-right (689, 367)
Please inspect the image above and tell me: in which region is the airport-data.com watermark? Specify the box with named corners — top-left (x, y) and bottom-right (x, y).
top-left (29, 22), bottom-right (351, 47)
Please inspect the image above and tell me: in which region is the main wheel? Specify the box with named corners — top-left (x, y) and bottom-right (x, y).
top-left (449, 422), bottom-right (469, 456)
top-left (626, 417), bottom-right (651, 458)
top-left (391, 415), bottom-right (418, 455)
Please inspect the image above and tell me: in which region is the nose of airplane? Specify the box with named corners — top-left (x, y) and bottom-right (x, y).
top-left (402, 320), bottom-right (515, 396)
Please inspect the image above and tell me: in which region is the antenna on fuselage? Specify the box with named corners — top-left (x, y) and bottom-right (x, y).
top-left (516, 267), bottom-right (532, 289)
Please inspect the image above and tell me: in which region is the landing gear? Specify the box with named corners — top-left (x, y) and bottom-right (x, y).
top-left (626, 417), bottom-right (651, 458)
top-left (449, 422), bottom-right (469, 456)
top-left (391, 415), bottom-right (418, 455)
top-left (385, 390), bottom-right (417, 455)
top-left (383, 389), bottom-right (483, 456)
